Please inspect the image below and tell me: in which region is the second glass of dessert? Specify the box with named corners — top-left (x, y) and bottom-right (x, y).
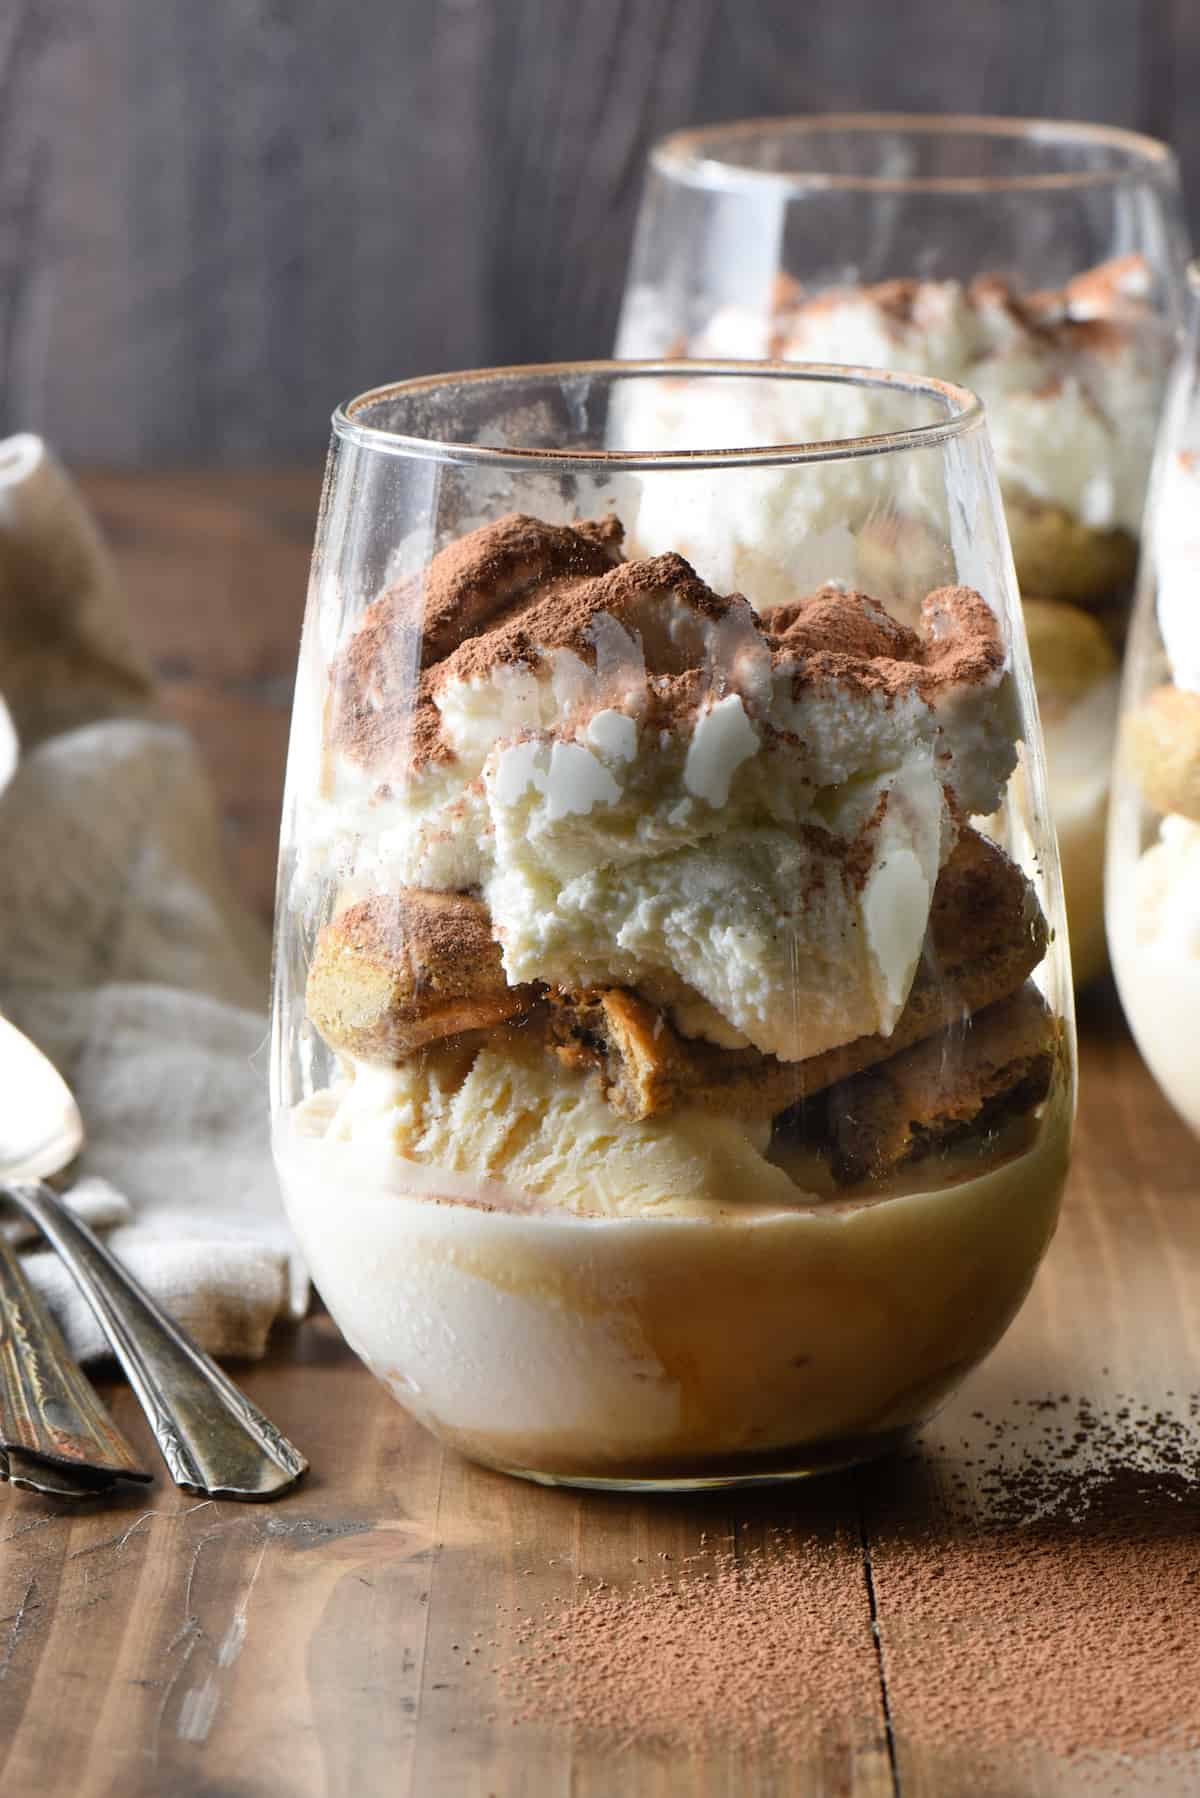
top-left (1108, 262), bottom-right (1200, 1136)
top-left (618, 115), bottom-right (1189, 983)
top-left (272, 361), bottom-right (1075, 1489)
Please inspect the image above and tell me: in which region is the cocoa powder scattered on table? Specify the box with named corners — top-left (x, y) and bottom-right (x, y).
top-left (495, 1393), bottom-right (1200, 1783)
top-left (498, 1519), bottom-right (881, 1761)
top-left (872, 1392), bottom-right (1200, 1785)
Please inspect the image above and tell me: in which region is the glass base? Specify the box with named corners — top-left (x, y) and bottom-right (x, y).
top-left (460, 1425), bottom-right (914, 1493)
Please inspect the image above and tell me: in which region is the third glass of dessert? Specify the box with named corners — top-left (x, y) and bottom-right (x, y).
top-left (272, 361), bottom-right (1075, 1489)
top-left (1108, 262), bottom-right (1200, 1136)
top-left (618, 114), bottom-right (1189, 984)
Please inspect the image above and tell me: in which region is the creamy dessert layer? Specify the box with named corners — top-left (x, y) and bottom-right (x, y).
top-left (648, 255), bottom-right (1166, 606)
top-left (311, 513), bottom-right (1018, 1064)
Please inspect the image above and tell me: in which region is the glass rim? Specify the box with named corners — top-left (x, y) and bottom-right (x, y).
top-left (651, 112), bottom-right (1178, 196)
top-left (333, 359), bottom-right (984, 471)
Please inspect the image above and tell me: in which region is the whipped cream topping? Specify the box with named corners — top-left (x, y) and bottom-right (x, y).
top-left (639, 257), bottom-right (1168, 542)
top-left (1156, 449), bottom-right (1200, 693)
top-left (489, 770), bottom-right (943, 1061)
top-left (304, 513), bottom-right (1018, 1062)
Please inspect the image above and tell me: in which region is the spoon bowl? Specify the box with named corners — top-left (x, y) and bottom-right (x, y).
top-left (0, 696), bottom-right (15, 801)
top-left (0, 1013), bottom-right (83, 1183)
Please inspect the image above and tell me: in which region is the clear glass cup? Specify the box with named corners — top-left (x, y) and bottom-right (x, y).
top-left (271, 361), bottom-right (1076, 1490)
top-left (617, 114), bottom-right (1190, 986)
top-left (1108, 262), bottom-right (1200, 1136)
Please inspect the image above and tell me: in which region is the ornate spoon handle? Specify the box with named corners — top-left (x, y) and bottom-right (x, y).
top-left (4, 1181), bottom-right (307, 1501)
top-left (0, 1226), bottom-right (149, 1482)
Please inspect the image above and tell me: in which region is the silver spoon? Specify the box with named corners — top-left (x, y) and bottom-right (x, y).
top-left (0, 1014), bottom-right (307, 1500)
top-left (0, 1224), bottom-right (149, 1495)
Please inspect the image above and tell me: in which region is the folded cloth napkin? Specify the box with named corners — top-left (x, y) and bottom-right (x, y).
top-left (0, 433), bottom-right (307, 1361)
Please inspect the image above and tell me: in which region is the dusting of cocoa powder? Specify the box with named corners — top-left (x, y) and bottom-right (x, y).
top-left (325, 509), bottom-right (1006, 779)
top-left (866, 1393), bottom-right (1200, 1787)
top-left (493, 1394), bottom-right (1200, 1784)
top-left (496, 1518), bottom-right (882, 1761)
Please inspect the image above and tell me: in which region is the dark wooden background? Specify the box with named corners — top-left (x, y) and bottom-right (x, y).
top-left (2, 0), bottom-right (1198, 467)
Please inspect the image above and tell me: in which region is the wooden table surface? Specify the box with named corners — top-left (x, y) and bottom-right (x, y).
top-left (79, 468), bottom-right (324, 921)
top-left (2, 474), bottom-right (1199, 1796)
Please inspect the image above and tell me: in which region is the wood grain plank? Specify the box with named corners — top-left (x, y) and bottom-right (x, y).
top-left (0, 0), bottom-right (1195, 464)
top-left (76, 469), bottom-right (321, 920)
top-left (0, 1329), bottom-right (892, 1796)
top-left (0, 1318), bottom-right (438, 1798)
top-left (408, 1460), bottom-right (893, 1798)
top-left (79, 469), bottom-right (318, 683)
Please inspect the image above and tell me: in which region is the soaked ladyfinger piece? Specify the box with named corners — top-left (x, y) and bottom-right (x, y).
top-left (549, 827), bottom-right (1048, 1122)
top-left (820, 983), bottom-right (1060, 1185)
top-left (306, 889), bottom-right (534, 1061)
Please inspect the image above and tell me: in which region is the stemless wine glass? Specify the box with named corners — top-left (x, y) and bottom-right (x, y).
top-left (618, 115), bottom-right (1190, 985)
top-left (1108, 262), bottom-right (1200, 1136)
top-left (271, 361), bottom-right (1075, 1491)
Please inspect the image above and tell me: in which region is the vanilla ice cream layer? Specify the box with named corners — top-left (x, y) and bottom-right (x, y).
top-left (274, 1087), bottom-right (1070, 1477)
top-left (1110, 816), bottom-right (1200, 1135)
top-left (307, 661), bottom-right (951, 907)
top-left (304, 754), bottom-right (491, 900)
top-left (313, 621), bottom-right (1004, 874)
top-left (1110, 448), bottom-right (1200, 1114)
top-left (1118, 815), bottom-right (1200, 959)
top-left (320, 1033), bottom-right (796, 1219)
top-left (479, 683), bottom-right (945, 869)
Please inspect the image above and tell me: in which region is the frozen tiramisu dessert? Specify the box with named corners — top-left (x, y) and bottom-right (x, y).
top-left (276, 511), bottom-right (1071, 1484)
top-left (1109, 448), bottom-right (1200, 1135)
top-left (623, 257), bottom-right (1170, 982)
top-left (683, 256), bottom-right (1165, 616)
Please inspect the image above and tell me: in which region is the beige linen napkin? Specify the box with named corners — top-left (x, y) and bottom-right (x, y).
top-left (0, 434), bottom-right (306, 1361)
